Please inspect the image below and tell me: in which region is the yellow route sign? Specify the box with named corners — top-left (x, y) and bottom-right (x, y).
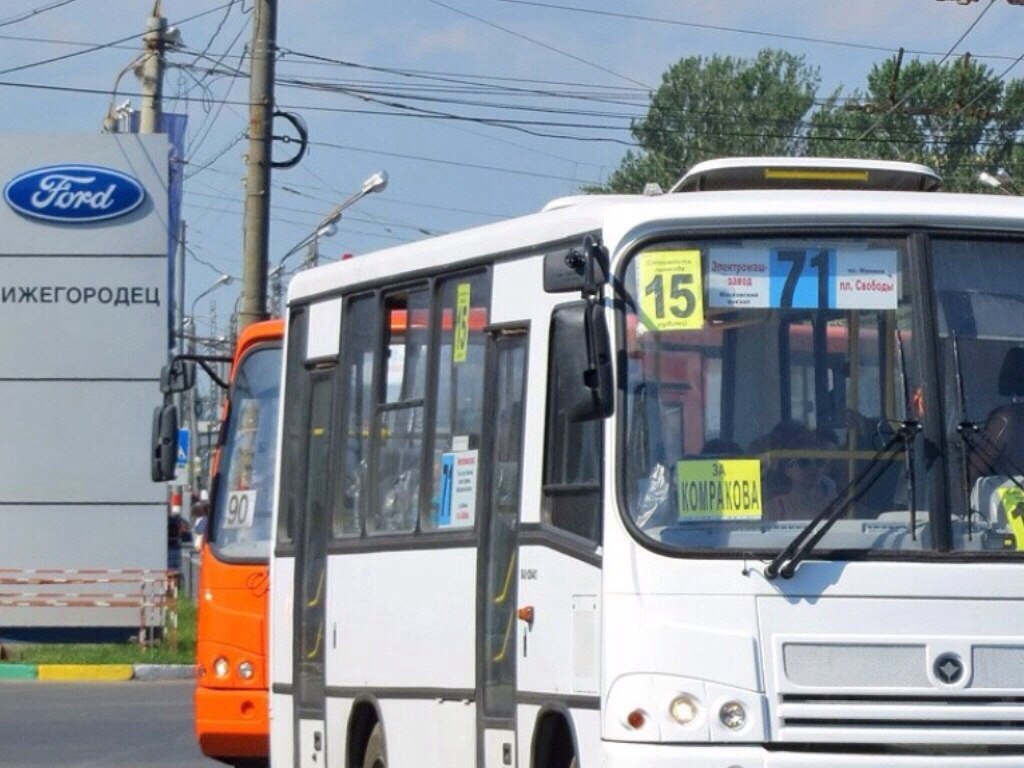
top-left (676, 458), bottom-right (763, 521)
top-left (637, 250), bottom-right (704, 331)
top-left (453, 282), bottom-right (471, 363)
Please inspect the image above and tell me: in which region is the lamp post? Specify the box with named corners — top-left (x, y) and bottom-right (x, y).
top-left (189, 274), bottom-right (233, 336)
top-left (270, 171), bottom-right (388, 315)
top-left (182, 273), bottom-right (231, 500)
top-left (977, 168), bottom-right (1020, 195)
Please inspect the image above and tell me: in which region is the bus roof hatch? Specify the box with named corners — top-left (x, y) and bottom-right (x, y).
top-left (670, 156), bottom-right (942, 193)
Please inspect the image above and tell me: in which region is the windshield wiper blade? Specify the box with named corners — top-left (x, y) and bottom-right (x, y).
top-left (764, 420), bottom-right (922, 580)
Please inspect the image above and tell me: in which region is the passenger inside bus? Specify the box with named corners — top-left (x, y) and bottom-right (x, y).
top-left (976, 347), bottom-right (1024, 479)
top-left (762, 423), bottom-right (837, 521)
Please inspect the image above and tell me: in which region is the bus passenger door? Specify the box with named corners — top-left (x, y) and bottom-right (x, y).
top-left (478, 328), bottom-right (529, 768)
top-left (294, 368), bottom-right (335, 768)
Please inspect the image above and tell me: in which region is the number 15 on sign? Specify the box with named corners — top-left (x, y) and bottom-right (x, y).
top-left (637, 250), bottom-right (704, 331)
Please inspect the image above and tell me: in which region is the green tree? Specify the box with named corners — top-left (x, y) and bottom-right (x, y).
top-left (808, 55), bottom-right (1024, 191)
top-left (595, 49), bottom-right (820, 193)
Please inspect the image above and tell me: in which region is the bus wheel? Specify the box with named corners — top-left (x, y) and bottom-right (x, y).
top-left (363, 723), bottom-right (386, 768)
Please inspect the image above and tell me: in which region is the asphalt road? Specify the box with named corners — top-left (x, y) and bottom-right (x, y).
top-left (0, 680), bottom-right (223, 768)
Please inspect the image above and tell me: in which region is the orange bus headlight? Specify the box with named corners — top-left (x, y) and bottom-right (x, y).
top-left (213, 657), bottom-right (230, 679)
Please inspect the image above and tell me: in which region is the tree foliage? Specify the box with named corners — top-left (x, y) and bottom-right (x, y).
top-left (597, 50), bottom-right (818, 193)
top-left (597, 48), bottom-right (1024, 194)
top-left (808, 56), bottom-right (1024, 191)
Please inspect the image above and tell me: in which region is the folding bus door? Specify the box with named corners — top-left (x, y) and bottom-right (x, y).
top-left (478, 327), bottom-right (529, 768)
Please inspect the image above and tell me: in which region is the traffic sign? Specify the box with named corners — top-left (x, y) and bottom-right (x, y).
top-left (176, 427), bottom-right (190, 468)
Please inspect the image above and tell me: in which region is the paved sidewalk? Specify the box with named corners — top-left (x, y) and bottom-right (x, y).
top-left (0, 663), bottom-right (194, 681)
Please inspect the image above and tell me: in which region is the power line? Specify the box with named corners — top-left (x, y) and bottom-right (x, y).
top-left (0, 0), bottom-right (80, 30)
top-left (856, 0), bottom-right (999, 145)
top-left (306, 137), bottom-right (604, 184)
top-left (488, 0), bottom-right (1023, 63)
top-left (278, 47), bottom-right (650, 97)
top-left (424, 0), bottom-right (652, 89)
top-left (0, 1), bottom-right (240, 77)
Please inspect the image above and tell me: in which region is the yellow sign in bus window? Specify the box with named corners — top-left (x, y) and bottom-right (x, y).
top-left (675, 459), bottom-right (763, 521)
top-left (453, 282), bottom-right (471, 363)
top-left (637, 250), bottom-right (704, 331)
top-left (996, 485), bottom-right (1024, 551)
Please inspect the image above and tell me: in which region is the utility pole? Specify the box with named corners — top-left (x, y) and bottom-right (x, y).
top-left (238, 0), bottom-right (278, 333)
top-left (138, 1), bottom-right (166, 134)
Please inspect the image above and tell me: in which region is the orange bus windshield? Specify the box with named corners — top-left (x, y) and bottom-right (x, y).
top-left (210, 343), bottom-right (282, 562)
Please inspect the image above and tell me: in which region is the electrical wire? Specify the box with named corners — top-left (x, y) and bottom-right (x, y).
top-left (0, 0), bottom-right (80, 30)
top-left (856, 0), bottom-right (999, 145)
top-left (0, 1), bottom-right (240, 77)
top-left (488, 0), bottom-right (1022, 62)
top-left (424, 0), bottom-right (651, 89)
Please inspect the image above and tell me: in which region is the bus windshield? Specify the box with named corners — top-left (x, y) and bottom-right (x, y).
top-left (622, 234), bottom-right (1024, 557)
top-left (934, 238), bottom-right (1024, 552)
top-left (212, 345), bottom-right (282, 561)
top-left (622, 235), bottom-right (928, 555)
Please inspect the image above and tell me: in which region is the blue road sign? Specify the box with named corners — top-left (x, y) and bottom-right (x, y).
top-left (177, 427), bottom-right (190, 468)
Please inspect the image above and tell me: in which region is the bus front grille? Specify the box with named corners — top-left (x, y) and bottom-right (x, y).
top-left (777, 694), bottom-right (1024, 744)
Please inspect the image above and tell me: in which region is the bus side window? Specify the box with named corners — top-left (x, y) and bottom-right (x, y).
top-left (541, 303), bottom-right (603, 544)
top-left (333, 294), bottom-right (376, 538)
top-left (423, 272), bottom-right (490, 531)
top-left (278, 307), bottom-right (310, 546)
top-left (369, 289), bottom-right (431, 534)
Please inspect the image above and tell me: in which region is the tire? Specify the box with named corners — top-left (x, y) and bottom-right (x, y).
top-left (363, 723), bottom-right (386, 768)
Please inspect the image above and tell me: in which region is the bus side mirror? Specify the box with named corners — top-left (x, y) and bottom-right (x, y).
top-left (552, 301), bottom-right (614, 422)
top-left (160, 359), bottom-right (196, 395)
top-left (544, 242), bottom-right (608, 294)
top-left (151, 403), bottom-right (179, 482)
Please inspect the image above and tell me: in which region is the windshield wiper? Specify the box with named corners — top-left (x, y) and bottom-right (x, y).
top-left (764, 419), bottom-right (922, 580)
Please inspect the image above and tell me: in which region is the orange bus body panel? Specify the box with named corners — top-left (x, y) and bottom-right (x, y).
top-left (194, 318), bottom-right (282, 762)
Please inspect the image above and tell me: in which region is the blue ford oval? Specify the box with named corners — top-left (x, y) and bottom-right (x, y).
top-left (4, 164), bottom-right (146, 223)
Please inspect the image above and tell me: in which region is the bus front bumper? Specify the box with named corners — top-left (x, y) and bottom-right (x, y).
top-left (195, 686), bottom-right (269, 759)
top-left (602, 742), bottom-right (1024, 768)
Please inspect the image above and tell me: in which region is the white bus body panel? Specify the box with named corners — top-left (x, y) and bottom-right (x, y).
top-left (378, 698), bottom-right (476, 768)
top-left (325, 548), bottom-right (475, 689)
top-left (517, 544), bottom-right (600, 697)
top-left (270, 555), bottom-right (295, 685)
top-left (270, 692), bottom-right (294, 768)
top-left (298, 718), bottom-right (324, 768)
top-left (323, 697), bottom-right (351, 768)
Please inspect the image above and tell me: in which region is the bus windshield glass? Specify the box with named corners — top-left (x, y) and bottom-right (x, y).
top-left (622, 235), bottom-right (933, 555)
top-left (212, 345), bottom-right (282, 561)
top-left (934, 238), bottom-right (1024, 552)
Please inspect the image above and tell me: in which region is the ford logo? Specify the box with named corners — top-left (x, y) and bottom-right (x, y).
top-left (3, 164), bottom-right (146, 223)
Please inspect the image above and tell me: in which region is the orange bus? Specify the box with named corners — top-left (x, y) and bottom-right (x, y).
top-left (194, 318), bottom-right (283, 767)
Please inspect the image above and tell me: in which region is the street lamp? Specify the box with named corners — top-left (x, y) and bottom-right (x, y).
top-left (977, 168), bottom-right (1020, 195)
top-left (188, 274), bottom-right (233, 346)
top-left (270, 170), bottom-right (388, 314)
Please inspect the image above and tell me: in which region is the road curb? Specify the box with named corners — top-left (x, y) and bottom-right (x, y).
top-left (37, 664), bottom-right (134, 681)
top-left (133, 664), bottom-right (194, 680)
top-left (0, 663), bottom-right (36, 679)
top-left (0, 663), bottom-right (196, 681)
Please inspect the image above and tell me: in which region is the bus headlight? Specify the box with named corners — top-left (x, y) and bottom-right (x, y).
top-left (668, 694), bottom-right (700, 725)
top-left (237, 661), bottom-right (254, 680)
top-left (719, 700), bottom-right (747, 730)
top-left (213, 656), bottom-right (230, 679)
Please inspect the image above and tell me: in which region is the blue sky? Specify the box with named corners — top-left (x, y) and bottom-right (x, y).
top-left (0, 0), bottom-right (1021, 333)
